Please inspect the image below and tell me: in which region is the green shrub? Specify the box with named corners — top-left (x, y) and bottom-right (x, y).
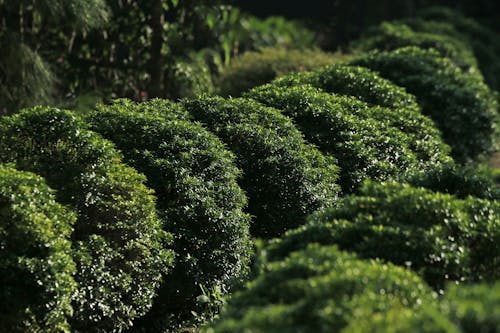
top-left (351, 21), bottom-right (478, 72)
top-left (442, 282), bottom-right (500, 333)
top-left (216, 47), bottom-right (340, 97)
top-left (267, 181), bottom-right (500, 289)
top-left (87, 99), bottom-right (252, 329)
top-left (406, 162), bottom-right (500, 200)
top-left (351, 46), bottom-right (498, 162)
top-left (418, 6), bottom-right (500, 91)
top-left (0, 165), bottom-right (76, 333)
top-left (269, 64), bottom-right (452, 168)
top-left (181, 96), bottom-right (340, 238)
top-left (165, 53), bottom-right (214, 99)
top-left (0, 107), bottom-right (173, 332)
top-left (206, 244), bottom-right (438, 333)
top-left (272, 63), bottom-right (420, 111)
top-left (343, 304), bottom-right (460, 333)
top-left (246, 84), bottom-right (422, 192)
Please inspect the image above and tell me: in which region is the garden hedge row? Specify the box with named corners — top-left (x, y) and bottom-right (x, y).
top-left (0, 165), bottom-right (76, 333)
top-left (266, 181), bottom-right (500, 289)
top-left (418, 6), bottom-right (500, 90)
top-left (351, 46), bottom-right (498, 162)
top-left (86, 99), bottom-right (252, 329)
top-left (206, 244), bottom-right (439, 333)
top-left (261, 64), bottom-right (452, 165)
top-left (247, 83), bottom-right (421, 192)
top-left (0, 107), bottom-right (173, 332)
top-left (180, 96), bottom-right (340, 238)
top-left (351, 21), bottom-right (478, 73)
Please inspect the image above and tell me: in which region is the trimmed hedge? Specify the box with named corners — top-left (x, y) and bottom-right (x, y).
top-left (272, 63), bottom-right (420, 111)
top-left (351, 46), bottom-right (498, 162)
top-left (418, 6), bottom-right (500, 91)
top-left (406, 162), bottom-right (500, 200)
top-left (0, 165), bottom-right (76, 333)
top-left (246, 84), bottom-right (420, 192)
top-left (268, 64), bottom-right (452, 168)
top-left (342, 304), bottom-right (460, 333)
top-left (266, 181), bottom-right (500, 289)
top-left (0, 107), bottom-right (173, 332)
top-left (206, 244), bottom-right (438, 333)
top-left (443, 282), bottom-right (500, 333)
top-left (351, 21), bottom-right (478, 72)
top-left (181, 96), bottom-right (340, 238)
top-left (87, 99), bottom-right (252, 329)
top-left (215, 47), bottom-right (339, 97)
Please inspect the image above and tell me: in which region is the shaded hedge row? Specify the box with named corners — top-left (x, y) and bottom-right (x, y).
top-left (2, 6), bottom-right (500, 333)
top-left (0, 165), bottom-right (76, 333)
top-left (0, 107), bottom-right (173, 332)
top-left (86, 99), bottom-right (252, 330)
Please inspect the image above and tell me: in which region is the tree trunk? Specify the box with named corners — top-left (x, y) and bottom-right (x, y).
top-left (149, 0), bottom-right (164, 98)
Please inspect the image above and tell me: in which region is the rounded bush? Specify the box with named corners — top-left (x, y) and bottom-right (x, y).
top-left (343, 304), bottom-right (460, 333)
top-left (206, 244), bottom-right (438, 333)
top-left (267, 181), bottom-right (500, 289)
top-left (246, 83), bottom-right (421, 192)
top-left (351, 21), bottom-right (478, 72)
top-left (268, 64), bottom-right (452, 169)
top-left (0, 107), bottom-right (173, 332)
top-left (0, 165), bottom-right (76, 333)
top-left (351, 46), bottom-right (498, 162)
top-left (442, 282), bottom-right (500, 333)
top-left (418, 6), bottom-right (500, 90)
top-left (272, 63), bottom-right (420, 111)
top-left (87, 99), bottom-right (252, 328)
top-left (215, 47), bottom-right (338, 97)
top-left (406, 162), bottom-right (500, 200)
top-left (181, 96), bottom-right (340, 238)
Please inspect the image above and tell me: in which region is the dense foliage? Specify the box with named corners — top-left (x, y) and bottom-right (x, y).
top-left (216, 47), bottom-right (338, 96)
top-left (442, 282), bottom-right (500, 333)
top-left (206, 244), bottom-right (438, 333)
top-left (351, 21), bottom-right (478, 72)
top-left (418, 6), bottom-right (500, 90)
top-left (247, 84), bottom-right (422, 192)
top-left (351, 46), bottom-right (498, 162)
top-left (270, 64), bottom-right (452, 167)
top-left (0, 107), bottom-right (173, 332)
top-left (407, 163), bottom-right (500, 200)
top-left (0, 165), bottom-right (76, 333)
top-left (87, 99), bottom-right (252, 329)
top-left (181, 96), bottom-right (340, 237)
top-left (0, 0), bottom-right (109, 113)
top-left (266, 181), bottom-right (500, 289)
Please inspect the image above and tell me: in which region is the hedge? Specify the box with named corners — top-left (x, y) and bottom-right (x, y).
top-left (0, 107), bottom-right (173, 332)
top-left (268, 64), bottom-right (452, 168)
top-left (442, 282), bottom-right (500, 333)
top-left (215, 47), bottom-right (339, 97)
top-left (342, 304), bottom-right (460, 333)
top-left (206, 244), bottom-right (438, 333)
top-left (266, 181), bottom-right (500, 289)
top-left (87, 99), bottom-right (252, 329)
top-left (418, 6), bottom-right (500, 91)
top-left (246, 83), bottom-right (421, 192)
top-left (406, 162), bottom-right (500, 200)
top-left (351, 21), bottom-right (478, 73)
top-left (181, 96), bottom-right (340, 238)
top-left (351, 46), bottom-right (498, 162)
top-left (0, 165), bottom-right (76, 333)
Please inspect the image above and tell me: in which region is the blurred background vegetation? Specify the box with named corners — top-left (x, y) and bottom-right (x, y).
top-left (1, 0), bottom-right (500, 113)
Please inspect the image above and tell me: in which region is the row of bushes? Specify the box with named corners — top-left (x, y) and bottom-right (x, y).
top-left (2, 6), bottom-right (500, 333)
top-left (208, 244), bottom-right (500, 332)
top-left (205, 6), bottom-right (500, 333)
